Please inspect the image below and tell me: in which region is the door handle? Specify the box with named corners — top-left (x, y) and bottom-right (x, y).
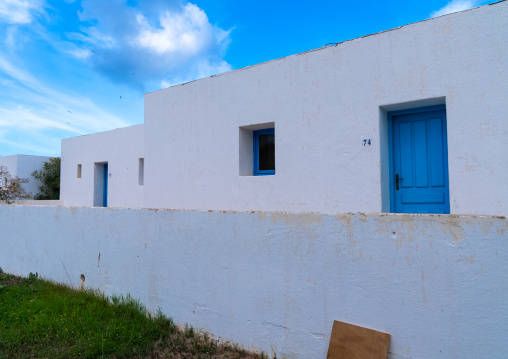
top-left (396, 174), bottom-right (403, 190)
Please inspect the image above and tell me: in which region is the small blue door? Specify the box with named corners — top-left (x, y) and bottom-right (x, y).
top-left (390, 106), bottom-right (450, 214)
top-left (103, 163), bottom-right (108, 207)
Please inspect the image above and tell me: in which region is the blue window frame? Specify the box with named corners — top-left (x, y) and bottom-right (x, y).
top-left (253, 128), bottom-right (275, 176)
top-left (103, 163), bottom-right (108, 207)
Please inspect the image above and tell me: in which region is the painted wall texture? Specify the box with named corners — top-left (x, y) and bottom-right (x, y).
top-left (1, 205), bottom-right (507, 358)
top-left (0, 154), bottom-right (52, 198)
top-left (60, 2), bottom-right (508, 215)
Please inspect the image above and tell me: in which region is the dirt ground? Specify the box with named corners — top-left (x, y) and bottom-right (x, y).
top-left (138, 336), bottom-right (271, 359)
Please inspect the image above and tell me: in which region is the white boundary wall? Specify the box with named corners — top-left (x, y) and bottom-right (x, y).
top-left (1, 205), bottom-right (507, 358)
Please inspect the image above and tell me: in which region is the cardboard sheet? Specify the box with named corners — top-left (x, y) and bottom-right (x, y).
top-left (326, 320), bottom-right (390, 359)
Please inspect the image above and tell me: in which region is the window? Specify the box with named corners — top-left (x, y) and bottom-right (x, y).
top-left (253, 128), bottom-right (275, 175)
top-left (77, 164), bottom-right (82, 178)
top-left (239, 122), bottom-right (274, 176)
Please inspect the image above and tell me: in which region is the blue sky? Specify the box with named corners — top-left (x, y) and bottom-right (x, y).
top-left (0, 0), bottom-right (495, 156)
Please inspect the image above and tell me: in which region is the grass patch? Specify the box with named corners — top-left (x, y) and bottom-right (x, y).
top-left (0, 269), bottom-right (271, 359)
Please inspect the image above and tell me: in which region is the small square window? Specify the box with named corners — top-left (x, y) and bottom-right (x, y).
top-left (253, 128), bottom-right (275, 176)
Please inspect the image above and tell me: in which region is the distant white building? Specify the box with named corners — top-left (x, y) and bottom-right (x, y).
top-left (60, 2), bottom-right (508, 216)
top-left (0, 154), bottom-right (52, 198)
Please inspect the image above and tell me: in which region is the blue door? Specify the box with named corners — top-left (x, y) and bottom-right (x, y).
top-left (103, 163), bottom-right (108, 207)
top-left (390, 106), bottom-right (450, 214)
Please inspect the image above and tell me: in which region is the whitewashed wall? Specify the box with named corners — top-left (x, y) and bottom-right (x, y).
top-left (142, 2), bottom-right (508, 216)
top-left (0, 154), bottom-right (52, 197)
top-left (1, 205), bottom-right (507, 359)
top-left (11, 199), bottom-right (61, 206)
top-left (60, 125), bottom-right (144, 208)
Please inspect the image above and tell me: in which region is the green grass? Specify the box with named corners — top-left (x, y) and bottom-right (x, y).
top-left (0, 271), bottom-right (175, 358)
top-left (0, 270), bottom-right (270, 359)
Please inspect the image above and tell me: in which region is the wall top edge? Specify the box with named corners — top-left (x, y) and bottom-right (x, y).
top-left (61, 124), bottom-right (144, 143)
top-left (5, 204), bottom-right (505, 220)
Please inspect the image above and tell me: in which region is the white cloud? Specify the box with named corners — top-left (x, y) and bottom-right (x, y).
top-left (69, 0), bottom-right (232, 90)
top-left (0, 55), bottom-right (130, 155)
top-left (158, 58), bottom-right (231, 89)
top-left (75, 26), bottom-right (117, 48)
top-left (64, 48), bottom-right (90, 59)
top-left (0, 0), bottom-right (46, 24)
top-left (135, 4), bottom-right (211, 54)
top-left (430, 0), bottom-right (480, 18)
top-left (0, 0), bottom-right (232, 155)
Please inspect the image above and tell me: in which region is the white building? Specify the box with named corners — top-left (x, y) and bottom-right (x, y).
top-left (61, 1), bottom-right (508, 216)
top-left (61, 125), bottom-right (144, 208)
top-left (0, 154), bottom-right (52, 198)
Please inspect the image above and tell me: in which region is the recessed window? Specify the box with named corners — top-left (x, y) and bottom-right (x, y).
top-left (77, 164), bottom-right (82, 178)
top-left (253, 128), bottom-right (275, 176)
top-left (239, 122), bottom-right (274, 176)
top-left (138, 158), bottom-right (144, 185)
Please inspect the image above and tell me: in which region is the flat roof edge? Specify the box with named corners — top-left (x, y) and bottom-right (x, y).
top-left (146, 0), bottom-right (505, 95)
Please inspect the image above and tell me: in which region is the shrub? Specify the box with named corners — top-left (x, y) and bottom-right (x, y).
top-left (0, 165), bottom-right (31, 204)
top-left (31, 157), bottom-right (60, 200)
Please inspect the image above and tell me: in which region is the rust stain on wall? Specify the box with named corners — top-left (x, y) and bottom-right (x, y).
top-left (438, 216), bottom-right (466, 243)
top-left (461, 255), bottom-right (476, 264)
top-left (257, 212), bottom-right (267, 221)
top-left (269, 212), bottom-right (323, 226)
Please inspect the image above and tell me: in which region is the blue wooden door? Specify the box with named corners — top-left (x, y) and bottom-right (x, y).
top-left (103, 163), bottom-right (108, 207)
top-left (391, 107), bottom-right (450, 213)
